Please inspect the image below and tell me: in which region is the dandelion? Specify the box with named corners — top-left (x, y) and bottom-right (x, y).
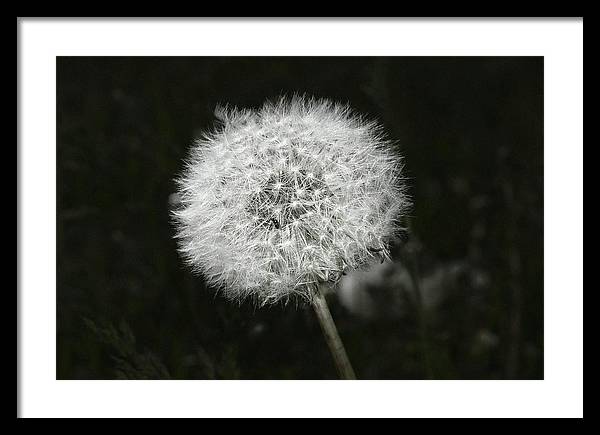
top-left (173, 96), bottom-right (410, 379)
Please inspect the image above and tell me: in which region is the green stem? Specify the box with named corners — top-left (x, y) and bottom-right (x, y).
top-left (312, 285), bottom-right (357, 380)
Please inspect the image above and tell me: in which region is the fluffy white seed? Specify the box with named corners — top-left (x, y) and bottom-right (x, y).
top-left (172, 96), bottom-right (410, 305)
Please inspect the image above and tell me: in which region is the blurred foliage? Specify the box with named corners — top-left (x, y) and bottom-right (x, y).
top-left (82, 318), bottom-right (170, 379)
top-left (57, 57), bottom-right (543, 379)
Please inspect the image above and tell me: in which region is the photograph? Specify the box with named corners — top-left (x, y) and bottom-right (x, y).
top-left (56, 56), bottom-right (544, 380)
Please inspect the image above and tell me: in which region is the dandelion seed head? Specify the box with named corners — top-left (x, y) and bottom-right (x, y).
top-left (173, 96), bottom-right (410, 305)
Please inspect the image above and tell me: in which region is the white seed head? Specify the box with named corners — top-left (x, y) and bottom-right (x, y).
top-left (172, 96), bottom-right (410, 305)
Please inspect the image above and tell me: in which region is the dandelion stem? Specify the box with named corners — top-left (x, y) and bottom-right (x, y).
top-left (312, 285), bottom-right (357, 380)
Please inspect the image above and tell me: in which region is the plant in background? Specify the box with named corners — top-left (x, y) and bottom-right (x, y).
top-left (173, 96), bottom-right (410, 379)
top-left (83, 318), bottom-right (171, 380)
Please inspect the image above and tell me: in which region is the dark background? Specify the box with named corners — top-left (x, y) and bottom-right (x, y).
top-left (57, 57), bottom-right (543, 380)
